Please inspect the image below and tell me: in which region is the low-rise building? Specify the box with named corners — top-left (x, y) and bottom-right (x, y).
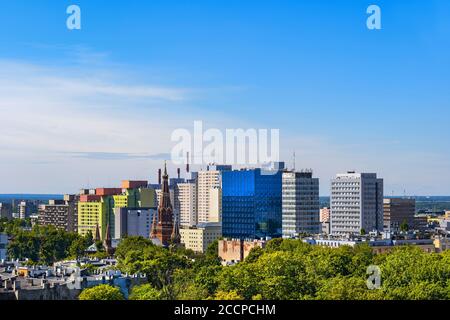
top-left (322, 221), bottom-right (331, 235)
top-left (433, 236), bottom-right (450, 252)
top-left (383, 198), bottom-right (415, 232)
top-left (320, 207), bottom-right (330, 223)
top-left (218, 238), bottom-right (267, 265)
top-left (438, 218), bottom-right (450, 232)
top-left (304, 237), bottom-right (436, 253)
top-left (180, 222), bottom-right (222, 253)
top-left (413, 215), bottom-right (429, 231)
top-left (0, 259), bottom-right (147, 300)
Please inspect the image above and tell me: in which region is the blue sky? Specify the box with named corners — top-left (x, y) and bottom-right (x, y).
top-left (0, 0), bottom-right (449, 195)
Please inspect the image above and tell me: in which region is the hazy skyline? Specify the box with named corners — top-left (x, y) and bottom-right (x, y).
top-left (1, 0), bottom-right (450, 195)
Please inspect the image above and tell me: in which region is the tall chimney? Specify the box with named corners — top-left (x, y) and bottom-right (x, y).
top-left (158, 169), bottom-right (162, 186)
top-left (186, 152), bottom-right (190, 173)
top-left (177, 168), bottom-right (181, 179)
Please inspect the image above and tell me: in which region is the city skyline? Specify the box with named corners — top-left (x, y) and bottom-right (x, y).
top-left (1, 0), bottom-right (450, 195)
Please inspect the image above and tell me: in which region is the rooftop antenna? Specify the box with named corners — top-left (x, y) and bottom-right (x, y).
top-left (293, 151), bottom-right (296, 171)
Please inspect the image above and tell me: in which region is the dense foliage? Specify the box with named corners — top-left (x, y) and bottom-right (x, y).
top-left (79, 284), bottom-right (124, 300)
top-left (1, 219), bottom-right (93, 265)
top-left (118, 237), bottom-right (450, 300)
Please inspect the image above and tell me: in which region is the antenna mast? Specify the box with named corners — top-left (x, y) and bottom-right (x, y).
top-left (293, 151), bottom-right (296, 171)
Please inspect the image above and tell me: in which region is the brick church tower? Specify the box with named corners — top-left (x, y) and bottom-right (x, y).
top-left (150, 162), bottom-right (180, 247)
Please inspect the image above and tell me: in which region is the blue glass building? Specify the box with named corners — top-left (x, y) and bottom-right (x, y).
top-left (222, 167), bottom-right (283, 239)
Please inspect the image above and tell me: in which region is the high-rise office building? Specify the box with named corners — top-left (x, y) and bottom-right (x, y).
top-left (78, 183), bottom-right (155, 239)
top-left (330, 172), bottom-right (384, 236)
top-left (282, 171), bottom-right (320, 238)
top-left (177, 182), bottom-right (198, 227)
top-left (38, 195), bottom-right (79, 232)
top-left (383, 198), bottom-right (416, 232)
top-left (0, 203), bottom-right (12, 220)
top-left (18, 201), bottom-right (36, 220)
top-left (78, 194), bottom-right (115, 239)
top-left (197, 165), bottom-right (231, 223)
top-left (114, 207), bottom-right (156, 239)
top-left (222, 164), bottom-right (283, 239)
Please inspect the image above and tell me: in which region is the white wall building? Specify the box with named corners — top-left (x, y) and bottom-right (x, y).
top-left (177, 182), bottom-right (198, 227)
top-left (114, 208), bottom-right (156, 239)
top-left (180, 222), bottom-right (222, 253)
top-left (282, 171), bottom-right (320, 238)
top-left (197, 165), bottom-right (230, 223)
top-left (330, 172), bottom-right (384, 236)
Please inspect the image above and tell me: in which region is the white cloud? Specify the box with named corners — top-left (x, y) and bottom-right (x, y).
top-left (0, 58), bottom-right (448, 195)
top-left (0, 59), bottom-right (200, 192)
top-left (0, 58), bottom-right (256, 193)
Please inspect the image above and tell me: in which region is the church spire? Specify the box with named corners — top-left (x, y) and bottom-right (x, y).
top-left (160, 161), bottom-right (172, 209)
top-left (171, 214), bottom-right (181, 245)
top-left (151, 162), bottom-right (176, 247)
top-left (94, 223), bottom-right (101, 242)
top-left (104, 222), bottom-right (114, 255)
top-left (150, 211), bottom-right (158, 238)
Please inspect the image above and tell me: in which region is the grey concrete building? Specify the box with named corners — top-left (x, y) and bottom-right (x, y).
top-left (282, 171), bottom-right (320, 238)
top-left (0, 233), bottom-right (7, 261)
top-left (330, 172), bottom-right (384, 236)
top-left (114, 207), bottom-right (157, 239)
top-left (37, 195), bottom-right (78, 232)
top-left (0, 203), bottom-right (12, 220)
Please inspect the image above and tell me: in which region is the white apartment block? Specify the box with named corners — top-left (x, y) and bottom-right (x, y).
top-left (330, 172), bottom-right (384, 236)
top-left (177, 182), bottom-right (198, 227)
top-left (197, 170), bottom-right (223, 223)
top-left (18, 201), bottom-right (28, 220)
top-left (282, 171), bottom-right (320, 238)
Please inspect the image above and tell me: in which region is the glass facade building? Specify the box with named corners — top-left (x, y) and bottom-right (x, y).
top-left (222, 168), bottom-right (283, 239)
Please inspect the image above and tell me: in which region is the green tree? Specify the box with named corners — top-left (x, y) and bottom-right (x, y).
top-left (115, 236), bottom-right (153, 260)
top-left (78, 284), bottom-right (124, 300)
top-left (116, 236), bottom-right (191, 289)
top-left (400, 220), bottom-right (409, 232)
top-left (214, 290), bottom-right (244, 300)
top-left (69, 236), bottom-right (89, 259)
top-left (129, 284), bottom-right (164, 300)
top-left (7, 224), bottom-right (85, 265)
top-left (315, 276), bottom-right (382, 300)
